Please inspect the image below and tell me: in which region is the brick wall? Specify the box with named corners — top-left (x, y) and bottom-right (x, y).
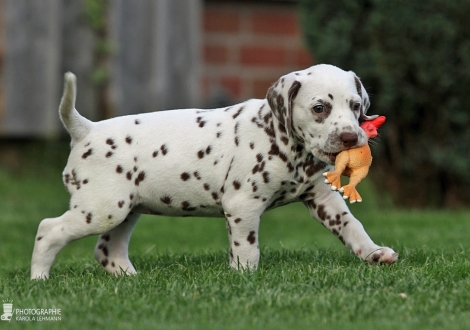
top-left (203, 1), bottom-right (314, 105)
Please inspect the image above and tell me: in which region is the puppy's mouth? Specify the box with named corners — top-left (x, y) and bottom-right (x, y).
top-left (319, 150), bottom-right (340, 163)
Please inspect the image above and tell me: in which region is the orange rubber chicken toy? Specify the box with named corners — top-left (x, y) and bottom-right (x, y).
top-left (323, 116), bottom-right (386, 203)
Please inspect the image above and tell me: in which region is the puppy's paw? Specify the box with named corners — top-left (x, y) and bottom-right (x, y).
top-left (362, 247), bottom-right (398, 265)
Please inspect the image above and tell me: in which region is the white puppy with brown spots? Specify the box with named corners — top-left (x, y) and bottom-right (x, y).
top-left (31, 64), bottom-right (398, 279)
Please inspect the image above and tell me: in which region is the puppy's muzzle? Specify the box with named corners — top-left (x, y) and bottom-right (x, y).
top-left (340, 132), bottom-right (358, 148)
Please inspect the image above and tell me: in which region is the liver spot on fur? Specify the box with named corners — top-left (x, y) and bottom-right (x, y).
top-left (262, 172), bottom-right (270, 183)
top-left (247, 231), bottom-right (256, 244)
top-left (182, 201), bottom-right (196, 211)
top-left (82, 148), bottom-right (93, 159)
top-left (233, 106), bottom-right (244, 119)
top-left (134, 171), bottom-right (146, 186)
top-left (161, 196), bottom-right (172, 204)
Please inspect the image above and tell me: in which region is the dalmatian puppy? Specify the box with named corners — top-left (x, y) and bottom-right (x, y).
top-left (31, 64), bottom-right (398, 279)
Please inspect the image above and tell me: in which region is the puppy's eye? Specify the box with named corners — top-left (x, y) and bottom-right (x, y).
top-left (312, 105), bottom-right (324, 114)
top-left (353, 103), bottom-right (361, 111)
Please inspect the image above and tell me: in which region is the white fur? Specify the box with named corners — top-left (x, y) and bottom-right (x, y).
top-left (31, 64), bottom-right (397, 279)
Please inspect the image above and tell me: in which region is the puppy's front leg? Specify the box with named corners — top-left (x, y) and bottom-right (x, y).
top-left (305, 184), bottom-right (398, 264)
top-left (222, 189), bottom-right (264, 270)
top-left (224, 211), bottom-right (261, 270)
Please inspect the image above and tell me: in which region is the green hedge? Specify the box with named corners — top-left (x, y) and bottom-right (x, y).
top-left (299, 0), bottom-right (470, 207)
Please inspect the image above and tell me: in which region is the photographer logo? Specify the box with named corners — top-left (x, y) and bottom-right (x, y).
top-left (1, 300), bottom-right (61, 322)
top-left (1, 301), bottom-right (13, 322)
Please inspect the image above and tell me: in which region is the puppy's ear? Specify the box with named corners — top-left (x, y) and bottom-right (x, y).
top-left (349, 71), bottom-right (378, 122)
top-left (266, 73), bottom-right (301, 138)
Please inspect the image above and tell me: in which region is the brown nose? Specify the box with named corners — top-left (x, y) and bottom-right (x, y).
top-left (340, 132), bottom-right (358, 148)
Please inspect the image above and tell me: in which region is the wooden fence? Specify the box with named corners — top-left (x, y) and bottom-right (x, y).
top-left (1, 0), bottom-right (201, 137)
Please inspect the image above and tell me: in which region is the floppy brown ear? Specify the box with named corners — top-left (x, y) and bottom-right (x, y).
top-left (266, 73), bottom-right (301, 138)
top-left (350, 71), bottom-right (378, 123)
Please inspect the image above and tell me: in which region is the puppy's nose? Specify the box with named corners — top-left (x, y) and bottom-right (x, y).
top-left (340, 132), bottom-right (358, 148)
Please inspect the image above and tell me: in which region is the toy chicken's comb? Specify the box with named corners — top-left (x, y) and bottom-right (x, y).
top-left (360, 116), bottom-right (386, 138)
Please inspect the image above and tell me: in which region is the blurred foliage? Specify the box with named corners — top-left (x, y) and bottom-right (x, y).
top-left (84, 0), bottom-right (108, 32)
top-left (84, 0), bottom-right (115, 119)
top-left (299, 0), bottom-right (470, 207)
top-left (0, 139), bottom-right (70, 177)
top-left (84, 0), bottom-right (111, 87)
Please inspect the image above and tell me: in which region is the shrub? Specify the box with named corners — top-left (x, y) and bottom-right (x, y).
top-left (299, 0), bottom-right (470, 207)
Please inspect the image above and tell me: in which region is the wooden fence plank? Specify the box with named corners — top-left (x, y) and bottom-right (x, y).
top-left (110, 0), bottom-right (201, 116)
top-left (2, 0), bottom-right (62, 136)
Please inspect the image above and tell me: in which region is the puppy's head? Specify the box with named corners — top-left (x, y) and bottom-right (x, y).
top-left (267, 64), bottom-right (372, 164)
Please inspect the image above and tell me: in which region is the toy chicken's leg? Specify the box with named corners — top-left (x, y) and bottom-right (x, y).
top-left (323, 151), bottom-right (350, 191)
top-left (340, 166), bottom-right (370, 203)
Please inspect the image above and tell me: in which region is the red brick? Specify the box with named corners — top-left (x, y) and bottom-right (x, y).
top-left (253, 79), bottom-right (276, 99)
top-left (251, 12), bottom-right (299, 35)
top-left (240, 45), bottom-right (287, 67)
top-left (204, 44), bottom-right (229, 64)
top-left (220, 76), bottom-right (242, 98)
top-left (204, 10), bottom-right (240, 33)
top-left (296, 48), bottom-right (315, 67)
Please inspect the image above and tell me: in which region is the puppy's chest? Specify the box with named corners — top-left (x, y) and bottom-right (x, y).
top-left (265, 151), bottom-right (330, 210)
top-left (288, 146), bottom-right (330, 184)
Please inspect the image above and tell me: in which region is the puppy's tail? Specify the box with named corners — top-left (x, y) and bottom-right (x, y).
top-left (59, 72), bottom-right (93, 142)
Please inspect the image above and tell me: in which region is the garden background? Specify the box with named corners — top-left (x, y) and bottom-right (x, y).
top-left (1, 1), bottom-right (469, 329)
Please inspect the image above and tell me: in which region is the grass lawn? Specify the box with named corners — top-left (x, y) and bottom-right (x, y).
top-left (1, 141), bottom-right (469, 329)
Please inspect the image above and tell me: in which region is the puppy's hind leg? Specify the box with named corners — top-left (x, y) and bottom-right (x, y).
top-left (94, 212), bottom-right (140, 276)
top-left (31, 209), bottom-right (127, 279)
